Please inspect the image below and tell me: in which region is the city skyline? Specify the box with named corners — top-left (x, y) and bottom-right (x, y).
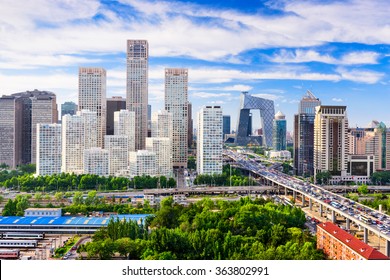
top-left (1, 0), bottom-right (390, 132)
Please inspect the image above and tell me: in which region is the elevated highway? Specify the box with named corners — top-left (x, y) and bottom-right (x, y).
top-left (224, 148), bottom-right (390, 257)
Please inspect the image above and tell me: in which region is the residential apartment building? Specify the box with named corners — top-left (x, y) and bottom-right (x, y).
top-left (129, 150), bottom-right (156, 177)
top-left (146, 137), bottom-right (172, 177)
top-left (106, 96), bottom-right (126, 135)
top-left (83, 148), bottom-right (109, 177)
top-left (114, 109), bottom-right (135, 153)
top-left (36, 123), bottom-right (62, 176)
top-left (104, 135), bottom-right (128, 176)
top-left (317, 222), bottom-right (388, 260)
top-left (314, 105), bottom-right (349, 182)
top-left (197, 106), bottom-right (223, 175)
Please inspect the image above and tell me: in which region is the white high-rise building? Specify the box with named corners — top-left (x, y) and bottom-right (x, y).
top-left (126, 40), bottom-right (148, 150)
top-left (129, 150), bottom-right (156, 177)
top-left (114, 109), bottom-right (135, 153)
top-left (165, 68), bottom-right (188, 168)
top-left (83, 148), bottom-right (109, 176)
top-left (36, 123), bottom-right (61, 176)
top-left (197, 106), bottom-right (223, 175)
top-left (104, 135), bottom-right (128, 176)
top-left (151, 110), bottom-right (173, 138)
top-left (146, 137), bottom-right (172, 177)
top-left (30, 94), bottom-right (58, 164)
top-left (78, 67), bottom-right (106, 148)
top-left (314, 106), bottom-right (349, 180)
top-left (61, 110), bottom-right (98, 174)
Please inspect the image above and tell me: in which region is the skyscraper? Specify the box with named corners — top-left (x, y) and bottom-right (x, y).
top-left (106, 96), bottom-right (126, 135)
top-left (294, 90), bottom-right (321, 176)
top-left (0, 95), bottom-right (23, 168)
top-left (187, 102), bottom-right (193, 148)
top-left (61, 110), bottom-right (98, 174)
top-left (197, 106), bottom-right (223, 175)
top-left (314, 105), bottom-right (349, 180)
top-left (273, 111), bottom-right (287, 151)
top-left (61, 101), bottom-right (77, 118)
top-left (36, 123), bottom-right (61, 176)
top-left (114, 109), bottom-right (135, 153)
top-left (31, 94), bottom-right (58, 164)
top-left (223, 115), bottom-right (231, 139)
top-left (126, 39), bottom-right (148, 150)
top-left (78, 67), bottom-right (106, 148)
top-left (165, 68), bottom-right (188, 168)
top-left (129, 150), bottom-right (156, 177)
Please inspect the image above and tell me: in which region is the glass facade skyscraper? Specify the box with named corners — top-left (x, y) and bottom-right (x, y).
top-left (273, 111), bottom-right (286, 151)
top-left (223, 115), bottom-right (230, 139)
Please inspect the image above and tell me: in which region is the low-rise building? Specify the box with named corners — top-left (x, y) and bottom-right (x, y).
top-left (24, 208), bottom-right (62, 217)
top-left (316, 222), bottom-right (389, 260)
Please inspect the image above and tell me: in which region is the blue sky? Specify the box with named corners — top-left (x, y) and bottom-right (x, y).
top-left (1, 0), bottom-right (390, 132)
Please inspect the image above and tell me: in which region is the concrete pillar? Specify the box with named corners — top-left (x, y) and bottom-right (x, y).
top-left (386, 240), bottom-right (390, 257)
top-left (319, 204), bottom-right (323, 217)
top-left (346, 218), bottom-right (350, 230)
top-left (309, 198), bottom-right (313, 210)
top-left (293, 191), bottom-right (297, 201)
top-left (363, 227), bottom-right (368, 244)
top-left (331, 210), bottom-right (336, 223)
top-left (302, 194), bottom-right (305, 206)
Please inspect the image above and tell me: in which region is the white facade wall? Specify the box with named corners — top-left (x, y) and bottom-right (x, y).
top-left (104, 135), bottom-right (129, 176)
top-left (146, 137), bottom-right (172, 177)
top-left (151, 110), bottom-right (173, 139)
top-left (165, 68), bottom-right (188, 168)
top-left (197, 106), bottom-right (223, 175)
top-left (78, 67), bottom-right (106, 148)
top-left (36, 123), bottom-right (62, 176)
top-left (114, 109), bottom-right (135, 153)
top-left (129, 150), bottom-right (156, 177)
top-left (83, 148), bottom-right (109, 176)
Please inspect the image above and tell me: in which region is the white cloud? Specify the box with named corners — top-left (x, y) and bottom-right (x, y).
top-left (336, 67), bottom-right (384, 84)
top-left (332, 98), bottom-right (343, 102)
top-left (271, 49), bottom-right (380, 65)
top-left (252, 93), bottom-right (281, 101)
top-left (191, 92), bottom-right (232, 99)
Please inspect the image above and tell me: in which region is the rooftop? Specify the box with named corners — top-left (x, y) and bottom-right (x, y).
top-left (317, 222), bottom-right (389, 260)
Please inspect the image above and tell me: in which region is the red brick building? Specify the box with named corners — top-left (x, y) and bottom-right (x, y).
top-left (317, 222), bottom-right (389, 260)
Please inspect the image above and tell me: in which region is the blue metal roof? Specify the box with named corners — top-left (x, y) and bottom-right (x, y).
top-left (0, 214), bottom-right (151, 227)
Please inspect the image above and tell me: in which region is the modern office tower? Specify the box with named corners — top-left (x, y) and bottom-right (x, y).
top-left (2, 90), bottom-right (58, 165)
top-left (314, 105), bottom-right (349, 180)
top-left (165, 68), bottom-right (188, 168)
top-left (148, 104), bottom-right (152, 137)
top-left (83, 148), bottom-right (109, 176)
top-left (106, 96), bottom-right (126, 135)
top-left (61, 110), bottom-right (98, 174)
top-left (78, 67), bottom-right (106, 148)
top-left (114, 109), bottom-right (136, 152)
top-left (187, 102), bottom-right (193, 148)
top-left (0, 96), bottom-right (23, 168)
top-left (151, 110), bottom-right (173, 139)
top-left (61, 101), bottom-right (77, 118)
top-left (104, 135), bottom-right (129, 176)
top-left (36, 124), bottom-right (61, 176)
top-left (30, 94), bottom-right (58, 164)
top-left (129, 150), bottom-right (156, 177)
top-left (197, 106), bottom-right (223, 175)
top-left (146, 137), bottom-right (172, 177)
top-left (273, 111), bottom-right (287, 151)
top-left (126, 39), bottom-right (149, 150)
top-left (223, 115), bottom-right (231, 139)
top-left (235, 92), bottom-right (274, 147)
top-left (293, 90), bottom-right (321, 176)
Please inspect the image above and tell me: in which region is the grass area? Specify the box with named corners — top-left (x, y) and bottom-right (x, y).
top-left (53, 235), bottom-right (81, 258)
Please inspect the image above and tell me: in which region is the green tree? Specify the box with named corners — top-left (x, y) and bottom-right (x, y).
top-left (357, 184), bottom-right (369, 195)
top-left (54, 192), bottom-right (64, 202)
top-left (73, 191), bottom-right (84, 205)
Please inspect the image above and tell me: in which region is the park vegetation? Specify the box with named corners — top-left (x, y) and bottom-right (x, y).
top-left (78, 197), bottom-right (325, 260)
